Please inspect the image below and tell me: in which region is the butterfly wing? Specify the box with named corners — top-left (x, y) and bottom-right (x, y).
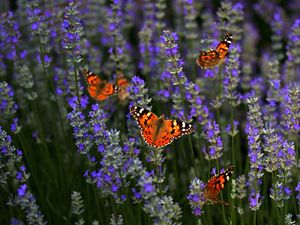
top-left (83, 69), bottom-right (121, 101)
top-left (196, 50), bottom-right (221, 69)
top-left (153, 120), bottom-right (195, 148)
top-left (130, 106), bottom-right (158, 146)
top-left (204, 166), bottom-right (235, 205)
top-left (196, 32), bottom-right (233, 69)
top-left (117, 76), bottom-right (130, 101)
top-left (215, 32), bottom-right (233, 58)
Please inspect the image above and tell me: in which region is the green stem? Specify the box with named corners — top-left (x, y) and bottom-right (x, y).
top-left (120, 174), bottom-right (136, 224)
top-left (109, 195), bottom-right (117, 219)
top-left (218, 67), bottom-right (223, 98)
top-left (230, 90), bottom-right (235, 166)
top-left (189, 40), bottom-right (196, 82)
top-left (18, 133), bottom-right (51, 220)
top-left (37, 35), bottom-right (65, 204)
top-left (29, 89), bottom-right (48, 151)
top-left (171, 143), bottom-right (180, 201)
top-left (197, 125), bottom-right (204, 179)
top-left (176, 74), bottom-right (197, 178)
top-left (253, 168), bottom-right (258, 225)
top-left (73, 62), bottom-right (81, 108)
top-left (295, 133), bottom-right (299, 163)
top-left (240, 199), bottom-right (244, 225)
top-left (213, 81), bottom-right (221, 126)
top-left (253, 211), bottom-right (256, 225)
top-left (113, 34), bottom-right (120, 132)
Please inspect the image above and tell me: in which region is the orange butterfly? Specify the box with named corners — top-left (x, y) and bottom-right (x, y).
top-left (204, 166), bottom-right (236, 207)
top-left (130, 106), bottom-right (194, 148)
top-left (117, 72), bottom-right (131, 101)
top-left (82, 69), bottom-right (121, 101)
top-left (196, 32), bottom-right (233, 69)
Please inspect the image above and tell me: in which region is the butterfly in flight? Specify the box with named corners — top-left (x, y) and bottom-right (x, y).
top-left (196, 32), bottom-right (233, 69)
top-left (116, 72), bottom-right (131, 101)
top-left (130, 106), bottom-right (194, 148)
top-left (82, 69), bottom-right (121, 101)
top-left (204, 166), bottom-right (236, 208)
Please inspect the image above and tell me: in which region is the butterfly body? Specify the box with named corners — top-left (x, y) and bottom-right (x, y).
top-left (196, 33), bottom-right (233, 69)
top-left (204, 166), bottom-right (235, 207)
top-left (130, 106), bottom-right (194, 148)
top-left (83, 69), bottom-right (121, 101)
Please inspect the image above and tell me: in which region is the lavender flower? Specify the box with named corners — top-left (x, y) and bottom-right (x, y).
top-left (128, 157), bottom-right (182, 224)
top-left (270, 13), bottom-right (284, 60)
top-left (154, 0), bottom-right (166, 30)
top-left (285, 214), bottom-right (296, 225)
top-left (264, 60), bottom-right (281, 124)
top-left (88, 104), bottom-right (128, 204)
top-left (183, 0), bottom-right (198, 81)
top-left (187, 177), bottom-right (206, 216)
top-left (262, 122), bottom-right (281, 173)
top-left (0, 82), bottom-right (18, 119)
top-left (226, 121), bottom-right (239, 137)
top-left (223, 65), bottom-right (241, 108)
top-left (26, 1), bottom-right (52, 68)
top-left (286, 19), bottom-right (300, 82)
top-left (143, 0), bottom-right (155, 27)
top-left (296, 178), bottom-right (300, 218)
top-left (0, 11), bottom-right (21, 62)
top-left (16, 166), bottom-right (30, 182)
top-left (160, 30), bottom-right (186, 85)
top-left (245, 91), bottom-right (264, 211)
top-left (202, 120), bottom-right (223, 160)
top-left (110, 215), bottom-right (123, 225)
top-left (139, 23), bottom-right (154, 77)
top-left (0, 125), bottom-right (23, 163)
top-left (248, 190), bottom-right (264, 211)
top-left (185, 81), bottom-right (209, 126)
top-left (281, 83), bottom-right (300, 136)
top-left (71, 191), bottom-right (84, 217)
top-left (7, 184), bottom-right (47, 224)
top-left (231, 175), bottom-right (247, 214)
top-left (67, 96), bottom-right (92, 155)
top-left (216, 2), bottom-right (232, 34)
top-left (62, 2), bottom-right (83, 64)
top-left (270, 182), bottom-right (285, 207)
top-left (127, 76), bottom-right (152, 145)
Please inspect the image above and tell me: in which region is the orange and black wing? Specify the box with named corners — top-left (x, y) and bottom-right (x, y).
top-left (152, 120), bottom-right (195, 148)
top-left (130, 106), bottom-right (158, 146)
top-left (196, 32), bottom-right (233, 69)
top-left (117, 76), bottom-right (130, 101)
top-left (204, 166), bottom-right (234, 205)
top-left (196, 50), bottom-right (221, 69)
top-left (215, 32), bottom-right (233, 57)
top-left (82, 69), bottom-right (121, 101)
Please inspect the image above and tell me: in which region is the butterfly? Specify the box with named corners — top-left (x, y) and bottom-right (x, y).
top-left (204, 166), bottom-right (236, 207)
top-left (117, 72), bottom-right (131, 101)
top-left (196, 32), bottom-right (233, 69)
top-left (82, 69), bottom-right (121, 101)
top-left (130, 106), bottom-right (194, 148)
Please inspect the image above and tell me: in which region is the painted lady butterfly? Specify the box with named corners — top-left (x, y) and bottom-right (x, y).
top-left (204, 166), bottom-right (235, 207)
top-left (83, 69), bottom-right (121, 101)
top-left (117, 72), bottom-right (131, 101)
top-left (196, 32), bottom-right (233, 69)
top-left (130, 106), bottom-right (194, 148)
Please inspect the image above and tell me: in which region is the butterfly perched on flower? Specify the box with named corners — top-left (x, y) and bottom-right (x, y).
top-left (196, 32), bottom-right (233, 69)
top-left (204, 166), bottom-right (236, 207)
top-left (117, 72), bottom-right (131, 101)
top-left (130, 106), bottom-right (194, 148)
top-left (82, 69), bottom-right (121, 101)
